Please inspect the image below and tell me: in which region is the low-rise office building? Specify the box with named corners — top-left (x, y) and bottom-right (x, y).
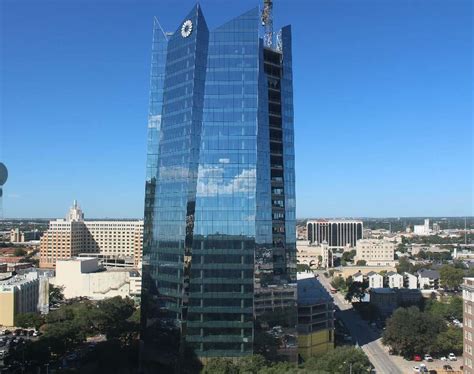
top-left (50, 257), bottom-right (141, 301)
top-left (355, 239), bottom-right (395, 266)
top-left (297, 241), bottom-right (332, 269)
top-left (297, 273), bottom-right (334, 360)
top-left (254, 284), bottom-right (297, 315)
top-left (0, 272), bottom-right (43, 326)
top-left (369, 288), bottom-right (422, 318)
top-left (307, 220), bottom-right (363, 248)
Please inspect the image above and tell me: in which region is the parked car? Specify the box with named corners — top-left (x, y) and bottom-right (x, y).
top-left (448, 353), bottom-right (457, 361)
top-left (413, 364), bottom-right (427, 373)
top-left (424, 354), bottom-right (433, 362)
top-left (414, 354), bottom-right (422, 361)
top-left (440, 356), bottom-right (447, 361)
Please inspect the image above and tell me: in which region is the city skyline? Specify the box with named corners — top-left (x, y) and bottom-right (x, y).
top-left (1, 0), bottom-right (473, 219)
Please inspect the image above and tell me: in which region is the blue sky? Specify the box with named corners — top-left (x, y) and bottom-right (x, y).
top-left (1, 0), bottom-right (472, 219)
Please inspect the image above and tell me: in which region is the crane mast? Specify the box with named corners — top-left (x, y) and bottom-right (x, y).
top-left (261, 0), bottom-right (273, 48)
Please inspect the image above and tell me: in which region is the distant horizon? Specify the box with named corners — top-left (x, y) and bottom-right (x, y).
top-left (2, 215), bottom-right (473, 221)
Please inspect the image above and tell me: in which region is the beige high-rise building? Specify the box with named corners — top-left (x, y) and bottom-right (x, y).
top-left (354, 239), bottom-right (396, 266)
top-left (463, 278), bottom-right (474, 373)
top-left (40, 201), bottom-right (143, 268)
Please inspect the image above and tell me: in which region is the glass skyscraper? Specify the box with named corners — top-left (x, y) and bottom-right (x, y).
top-left (140, 4), bottom-right (295, 372)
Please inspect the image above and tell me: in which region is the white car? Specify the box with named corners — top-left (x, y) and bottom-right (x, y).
top-left (448, 353), bottom-right (457, 361)
top-left (413, 364), bottom-right (427, 373)
top-left (440, 356), bottom-right (447, 361)
top-left (424, 354), bottom-right (433, 362)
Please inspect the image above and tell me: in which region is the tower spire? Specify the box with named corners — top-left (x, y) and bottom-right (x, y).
top-left (261, 0), bottom-right (273, 47)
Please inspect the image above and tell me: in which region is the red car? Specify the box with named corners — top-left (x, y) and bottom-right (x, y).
top-left (414, 355), bottom-right (422, 362)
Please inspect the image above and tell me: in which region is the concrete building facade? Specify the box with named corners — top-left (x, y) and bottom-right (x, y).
top-left (463, 278), bottom-right (474, 373)
top-left (354, 239), bottom-right (395, 266)
top-left (0, 272), bottom-right (40, 327)
top-left (51, 257), bottom-right (141, 301)
top-left (307, 220), bottom-right (363, 248)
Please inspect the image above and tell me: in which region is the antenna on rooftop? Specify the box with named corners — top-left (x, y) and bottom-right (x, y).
top-left (261, 0), bottom-right (273, 48)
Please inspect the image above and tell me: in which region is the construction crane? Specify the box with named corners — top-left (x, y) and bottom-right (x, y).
top-left (261, 0), bottom-right (273, 48)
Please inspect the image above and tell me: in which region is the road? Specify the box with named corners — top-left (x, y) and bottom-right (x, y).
top-left (316, 271), bottom-right (404, 374)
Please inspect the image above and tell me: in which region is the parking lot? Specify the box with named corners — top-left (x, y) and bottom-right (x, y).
top-left (383, 348), bottom-right (463, 373)
top-left (0, 329), bottom-right (41, 368)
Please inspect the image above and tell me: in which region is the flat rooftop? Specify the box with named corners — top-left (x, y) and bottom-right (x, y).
top-left (297, 276), bottom-right (332, 306)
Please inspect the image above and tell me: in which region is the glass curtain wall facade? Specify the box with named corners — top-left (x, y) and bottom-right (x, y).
top-left (141, 4), bottom-right (296, 371)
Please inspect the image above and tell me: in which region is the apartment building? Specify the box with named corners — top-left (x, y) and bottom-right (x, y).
top-left (367, 272), bottom-right (384, 289)
top-left (462, 278), bottom-right (474, 373)
top-left (417, 269), bottom-right (440, 290)
top-left (40, 201), bottom-right (143, 268)
top-left (354, 239), bottom-right (396, 266)
top-left (404, 272), bottom-right (418, 289)
top-left (386, 272), bottom-right (404, 288)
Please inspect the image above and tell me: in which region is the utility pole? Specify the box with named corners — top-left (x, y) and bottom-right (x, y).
top-left (465, 217), bottom-right (468, 245)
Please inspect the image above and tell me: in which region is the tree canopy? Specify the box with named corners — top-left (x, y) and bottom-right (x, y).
top-left (382, 306), bottom-right (445, 357)
top-left (201, 348), bottom-right (371, 374)
top-left (439, 265), bottom-right (464, 290)
top-left (345, 281), bottom-right (368, 302)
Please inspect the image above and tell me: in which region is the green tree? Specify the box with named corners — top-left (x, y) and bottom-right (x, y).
top-left (43, 319), bottom-right (86, 355)
top-left (396, 257), bottom-right (411, 274)
top-left (236, 355), bottom-right (267, 373)
top-left (297, 263), bottom-right (311, 272)
top-left (253, 331), bottom-right (280, 362)
top-left (382, 306), bottom-right (445, 357)
top-left (257, 362), bottom-right (300, 374)
top-left (342, 250), bottom-right (356, 263)
top-left (425, 296), bottom-right (463, 322)
top-left (202, 358), bottom-right (239, 374)
top-left (448, 296), bottom-right (463, 321)
top-left (305, 346), bottom-right (371, 374)
top-left (95, 296), bottom-right (136, 339)
top-left (345, 281), bottom-right (368, 302)
top-left (15, 312), bottom-right (44, 329)
top-left (431, 327), bottom-right (462, 356)
top-left (440, 265), bottom-right (464, 290)
top-left (330, 276), bottom-right (346, 290)
top-left (355, 260), bottom-right (366, 266)
top-left (14, 247), bottom-right (27, 257)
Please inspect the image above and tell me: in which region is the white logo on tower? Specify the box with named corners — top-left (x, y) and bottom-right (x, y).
top-left (181, 20), bottom-right (193, 38)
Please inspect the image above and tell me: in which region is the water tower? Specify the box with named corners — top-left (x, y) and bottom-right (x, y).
top-left (0, 162), bottom-right (8, 219)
